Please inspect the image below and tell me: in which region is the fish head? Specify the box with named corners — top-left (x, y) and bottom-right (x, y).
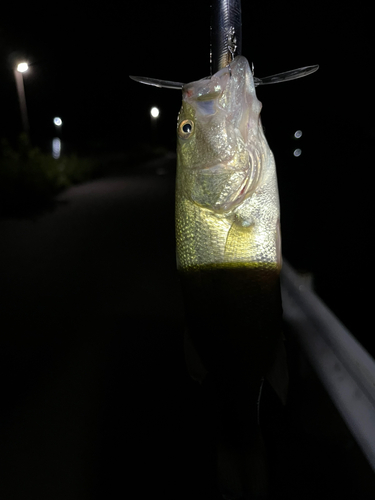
top-left (177, 55), bottom-right (267, 214)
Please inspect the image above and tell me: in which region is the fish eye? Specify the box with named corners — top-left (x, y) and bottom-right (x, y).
top-left (178, 119), bottom-right (194, 139)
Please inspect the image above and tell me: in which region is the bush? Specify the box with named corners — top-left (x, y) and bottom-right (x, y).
top-left (0, 134), bottom-right (99, 214)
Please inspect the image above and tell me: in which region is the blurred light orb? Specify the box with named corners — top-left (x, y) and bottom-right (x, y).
top-left (151, 107), bottom-right (160, 118)
top-left (52, 137), bottom-right (61, 159)
top-left (54, 117), bottom-right (63, 126)
top-left (293, 148), bottom-right (302, 157)
top-left (294, 130), bottom-right (302, 139)
top-left (17, 62), bottom-right (29, 73)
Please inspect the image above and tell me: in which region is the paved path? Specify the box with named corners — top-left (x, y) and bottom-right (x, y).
top-left (0, 157), bottom-right (202, 499)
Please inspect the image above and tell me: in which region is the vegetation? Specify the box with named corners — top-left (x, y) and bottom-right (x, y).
top-left (0, 134), bottom-right (99, 215)
top-left (0, 134), bottom-right (174, 217)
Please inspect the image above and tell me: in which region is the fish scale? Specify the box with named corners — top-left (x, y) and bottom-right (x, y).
top-left (176, 56), bottom-right (280, 270)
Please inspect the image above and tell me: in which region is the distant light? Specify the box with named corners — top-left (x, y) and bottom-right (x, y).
top-left (150, 107), bottom-right (159, 118)
top-left (294, 130), bottom-right (302, 139)
top-left (54, 117), bottom-right (63, 126)
top-left (17, 62), bottom-right (29, 73)
top-left (293, 148), bottom-right (302, 157)
top-left (52, 137), bottom-right (61, 159)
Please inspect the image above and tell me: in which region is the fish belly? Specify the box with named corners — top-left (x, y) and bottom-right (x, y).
top-left (179, 262), bottom-right (282, 386)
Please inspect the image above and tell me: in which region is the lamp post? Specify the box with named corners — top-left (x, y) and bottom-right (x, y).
top-left (53, 116), bottom-right (63, 137)
top-left (52, 117), bottom-right (63, 159)
top-left (150, 106), bottom-right (159, 148)
top-left (14, 62), bottom-right (29, 133)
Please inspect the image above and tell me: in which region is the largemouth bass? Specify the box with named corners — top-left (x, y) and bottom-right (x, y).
top-left (129, 4), bottom-right (317, 496)
top-left (176, 55), bottom-right (283, 387)
top-left (175, 56), bottom-right (285, 499)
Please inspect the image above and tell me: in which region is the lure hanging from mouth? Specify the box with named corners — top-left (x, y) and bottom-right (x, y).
top-left (210, 0), bottom-right (242, 74)
top-left (129, 64), bottom-right (319, 89)
top-left (129, 0), bottom-right (318, 89)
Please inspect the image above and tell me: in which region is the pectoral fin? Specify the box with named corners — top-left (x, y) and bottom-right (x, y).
top-left (224, 218), bottom-right (255, 261)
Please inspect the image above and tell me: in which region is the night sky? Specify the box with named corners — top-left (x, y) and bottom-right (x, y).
top-left (1, 2), bottom-right (374, 348)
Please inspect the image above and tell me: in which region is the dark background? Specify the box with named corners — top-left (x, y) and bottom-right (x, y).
top-left (1, 2), bottom-right (375, 498)
top-left (0, 3), bottom-right (373, 363)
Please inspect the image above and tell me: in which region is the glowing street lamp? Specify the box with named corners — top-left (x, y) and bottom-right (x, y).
top-left (17, 62), bottom-right (29, 73)
top-left (52, 117), bottom-right (63, 158)
top-left (14, 61), bottom-right (29, 133)
top-left (150, 106), bottom-right (160, 147)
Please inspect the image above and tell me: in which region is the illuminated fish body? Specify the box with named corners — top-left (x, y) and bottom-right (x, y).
top-left (175, 55), bottom-right (284, 384)
top-left (175, 56), bottom-right (286, 499)
top-left (176, 55), bottom-right (280, 271)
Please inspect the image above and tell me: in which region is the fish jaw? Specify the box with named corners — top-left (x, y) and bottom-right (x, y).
top-left (176, 55), bottom-right (280, 270)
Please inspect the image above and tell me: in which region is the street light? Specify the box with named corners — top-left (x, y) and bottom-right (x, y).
top-left (52, 117), bottom-right (63, 159)
top-left (14, 61), bottom-right (29, 133)
top-left (52, 137), bottom-right (61, 159)
top-left (150, 106), bottom-right (160, 147)
top-left (17, 62), bottom-right (29, 73)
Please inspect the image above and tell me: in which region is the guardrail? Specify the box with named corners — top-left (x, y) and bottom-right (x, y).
top-left (281, 260), bottom-right (375, 472)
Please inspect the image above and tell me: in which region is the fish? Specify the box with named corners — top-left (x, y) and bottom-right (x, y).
top-left (175, 54), bottom-right (284, 378)
top-left (130, 2), bottom-right (318, 497)
top-left (175, 54), bottom-right (289, 498)
top-left (170, 2), bottom-right (317, 402)
top-left (176, 55), bottom-right (280, 270)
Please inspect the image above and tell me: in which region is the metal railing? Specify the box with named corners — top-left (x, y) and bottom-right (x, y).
top-left (281, 260), bottom-right (375, 472)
